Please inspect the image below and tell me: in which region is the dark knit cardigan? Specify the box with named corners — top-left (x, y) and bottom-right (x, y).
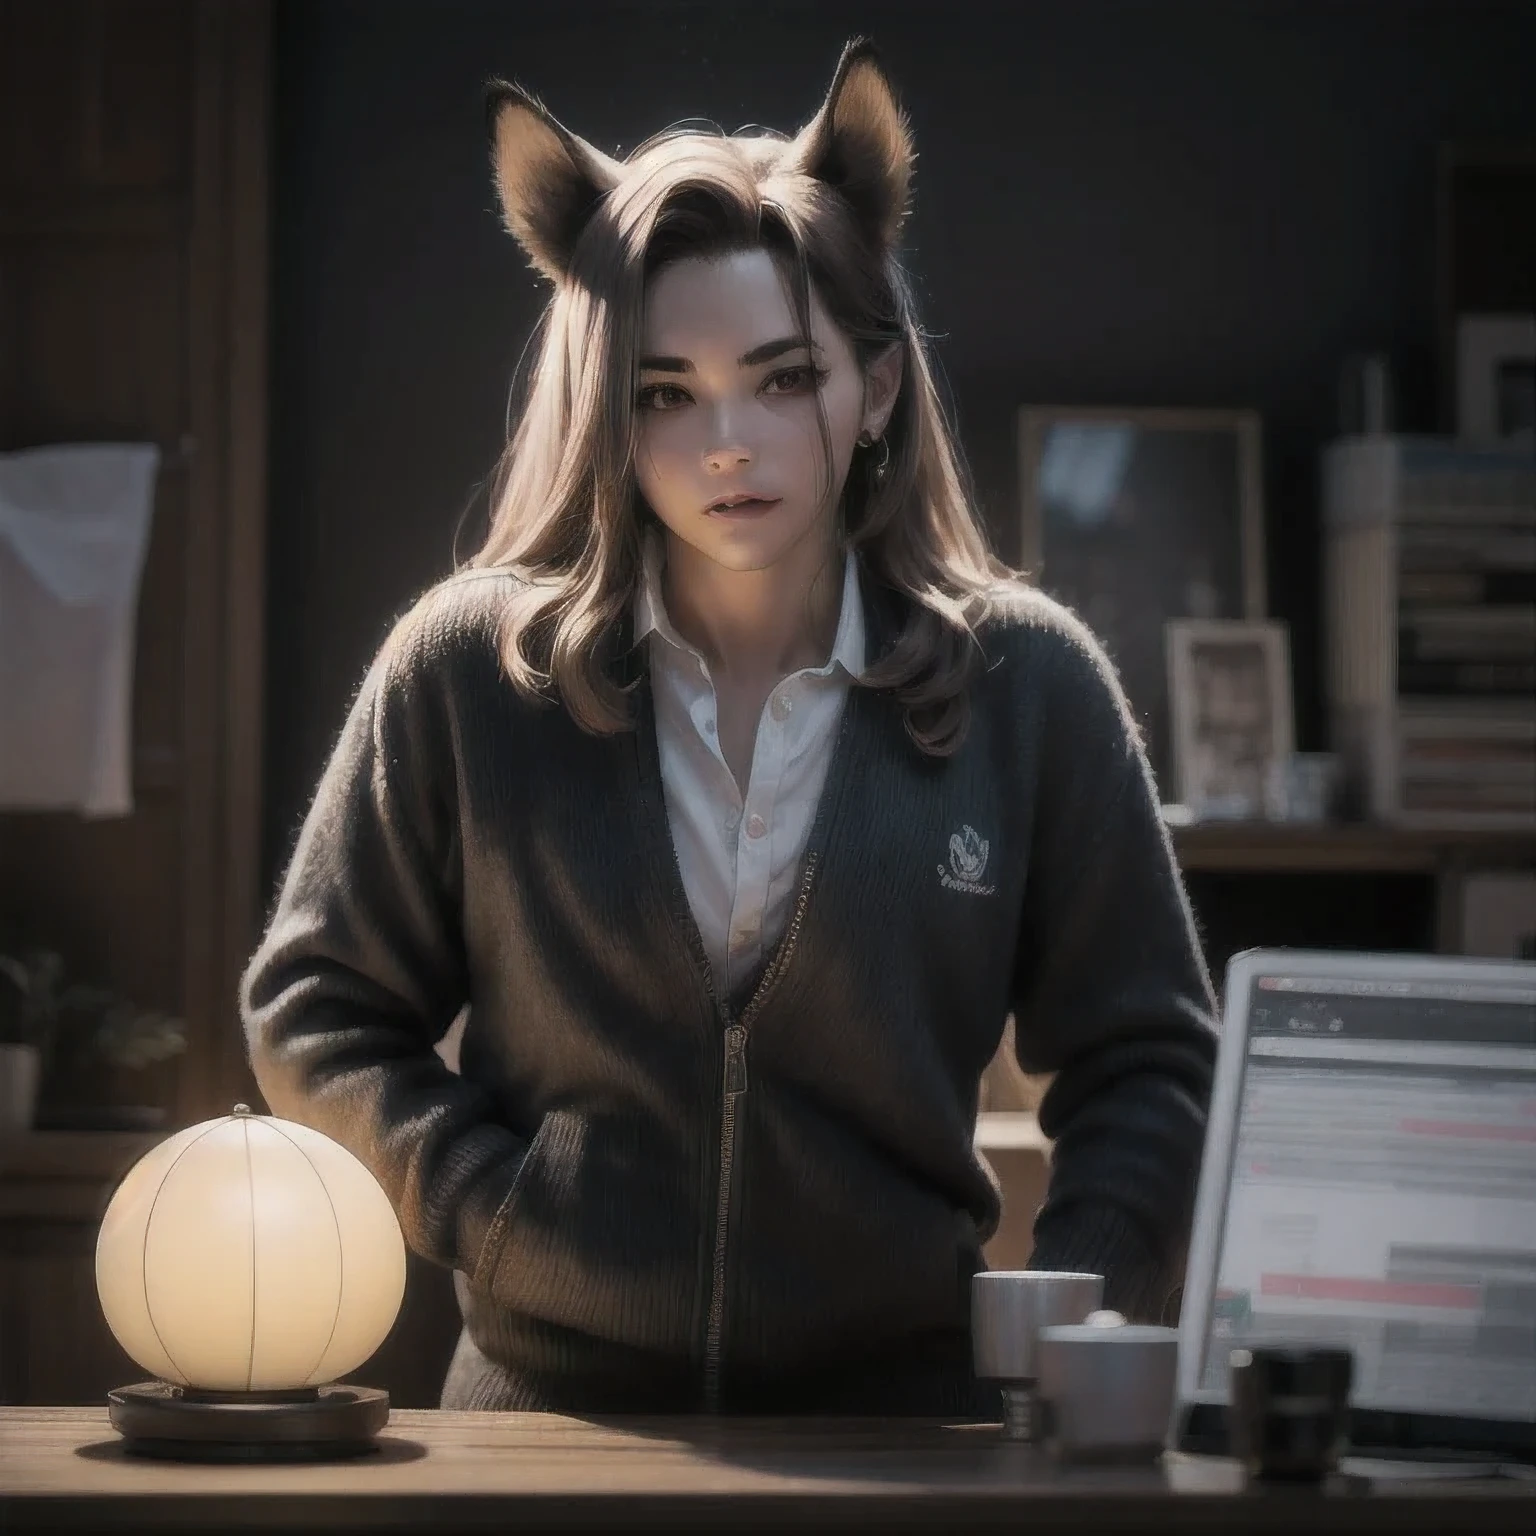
top-left (241, 566), bottom-right (1217, 1415)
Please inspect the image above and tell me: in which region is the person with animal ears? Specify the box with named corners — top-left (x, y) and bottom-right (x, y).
top-left (242, 39), bottom-right (1217, 1416)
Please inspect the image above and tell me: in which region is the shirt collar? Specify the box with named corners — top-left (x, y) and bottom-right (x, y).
top-left (635, 529), bottom-right (866, 680)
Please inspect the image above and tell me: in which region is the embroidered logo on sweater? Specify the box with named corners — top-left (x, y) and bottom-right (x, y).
top-left (939, 825), bottom-right (995, 895)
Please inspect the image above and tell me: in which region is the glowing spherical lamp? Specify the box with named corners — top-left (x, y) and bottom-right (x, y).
top-left (95, 1104), bottom-right (406, 1460)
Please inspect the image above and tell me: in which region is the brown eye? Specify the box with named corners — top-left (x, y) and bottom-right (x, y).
top-left (762, 365), bottom-right (825, 396)
top-left (637, 383), bottom-right (691, 411)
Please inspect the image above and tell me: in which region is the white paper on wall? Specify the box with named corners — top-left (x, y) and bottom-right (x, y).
top-left (0, 443), bottom-right (160, 816)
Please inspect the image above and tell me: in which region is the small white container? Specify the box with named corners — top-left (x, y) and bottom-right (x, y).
top-left (1036, 1317), bottom-right (1180, 1462)
top-left (0, 1042), bottom-right (42, 1132)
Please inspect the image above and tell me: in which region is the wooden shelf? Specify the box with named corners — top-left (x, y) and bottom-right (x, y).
top-left (0, 185), bottom-right (187, 237)
top-left (0, 1131), bottom-right (159, 1181)
top-left (0, 1132), bottom-right (158, 1220)
top-left (975, 1112), bottom-right (1048, 1152)
top-left (1170, 821), bottom-right (1536, 875)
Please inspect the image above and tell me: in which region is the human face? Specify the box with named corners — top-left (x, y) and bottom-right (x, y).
top-left (632, 247), bottom-right (877, 576)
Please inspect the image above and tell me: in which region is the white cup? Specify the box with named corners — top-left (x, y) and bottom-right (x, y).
top-left (971, 1271), bottom-right (1104, 1439)
top-left (1037, 1319), bottom-right (1179, 1461)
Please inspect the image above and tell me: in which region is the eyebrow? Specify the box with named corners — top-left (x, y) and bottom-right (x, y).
top-left (638, 336), bottom-right (820, 374)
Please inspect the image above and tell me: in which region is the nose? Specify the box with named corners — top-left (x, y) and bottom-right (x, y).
top-left (701, 401), bottom-right (753, 474)
top-left (702, 441), bottom-right (752, 474)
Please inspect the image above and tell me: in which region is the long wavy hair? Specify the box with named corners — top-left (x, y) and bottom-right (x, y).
top-left (472, 41), bottom-right (1007, 753)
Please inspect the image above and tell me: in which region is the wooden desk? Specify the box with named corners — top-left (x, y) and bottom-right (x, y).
top-left (1, 1408), bottom-right (1531, 1533)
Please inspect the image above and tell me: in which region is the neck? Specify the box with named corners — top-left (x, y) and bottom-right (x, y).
top-left (661, 523), bottom-right (843, 684)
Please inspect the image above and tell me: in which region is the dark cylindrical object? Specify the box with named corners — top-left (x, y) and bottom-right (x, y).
top-left (1228, 1346), bottom-right (1354, 1481)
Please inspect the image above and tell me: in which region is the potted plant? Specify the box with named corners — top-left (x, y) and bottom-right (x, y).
top-left (0, 949), bottom-right (52, 1133)
top-left (0, 945), bottom-right (186, 1133)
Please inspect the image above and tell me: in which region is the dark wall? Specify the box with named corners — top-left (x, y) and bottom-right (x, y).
top-left (265, 0), bottom-right (1536, 888)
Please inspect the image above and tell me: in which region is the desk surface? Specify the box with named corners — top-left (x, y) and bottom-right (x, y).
top-left (1, 1408), bottom-right (1532, 1534)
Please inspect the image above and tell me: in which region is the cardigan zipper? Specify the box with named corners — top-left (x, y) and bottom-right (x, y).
top-left (701, 849), bottom-right (820, 1412)
top-left (701, 1019), bottom-right (746, 1413)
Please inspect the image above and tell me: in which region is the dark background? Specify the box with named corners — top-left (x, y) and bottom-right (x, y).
top-left (264, 0), bottom-right (1536, 892)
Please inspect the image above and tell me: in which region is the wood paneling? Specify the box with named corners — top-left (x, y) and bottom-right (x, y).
top-left (0, 0), bottom-right (268, 1122)
top-left (0, 0), bottom-right (270, 1403)
top-left (0, 1228), bottom-right (140, 1407)
top-left (0, 2), bottom-right (188, 191)
top-left (0, 1133), bottom-right (153, 1403)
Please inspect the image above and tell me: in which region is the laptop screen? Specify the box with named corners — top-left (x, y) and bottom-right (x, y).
top-left (1185, 956), bottom-right (1536, 1431)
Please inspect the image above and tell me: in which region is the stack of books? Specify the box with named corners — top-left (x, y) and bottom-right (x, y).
top-left (1322, 436), bottom-right (1536, 828)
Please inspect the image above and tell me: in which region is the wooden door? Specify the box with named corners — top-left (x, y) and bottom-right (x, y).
top-left (0, 0), bottom-right (267, 1128)
top-left (0, 0), bottom-right (269, 1403)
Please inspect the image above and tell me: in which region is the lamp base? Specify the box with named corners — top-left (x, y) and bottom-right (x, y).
top-left (107, 1380), bottom-right (390, 1462)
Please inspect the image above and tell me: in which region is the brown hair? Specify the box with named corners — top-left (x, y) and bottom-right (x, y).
top-left (472, 40), bottom-right (1007, 752)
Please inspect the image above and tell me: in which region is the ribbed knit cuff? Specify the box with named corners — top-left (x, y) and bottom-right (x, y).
top-left (1025, 1200), bottom-right (1176, 1323)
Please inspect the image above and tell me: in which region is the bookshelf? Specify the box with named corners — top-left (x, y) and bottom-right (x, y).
top-left (1171, 821), bottom-right (1536, 875)
top-left (1171, 820), bottom-right (1535, 959)
top-left (1322, 437), bottom-right (1535, 829)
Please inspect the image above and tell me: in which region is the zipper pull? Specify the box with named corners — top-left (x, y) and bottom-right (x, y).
top-left (724, 1024), bottom-right (748, 1096)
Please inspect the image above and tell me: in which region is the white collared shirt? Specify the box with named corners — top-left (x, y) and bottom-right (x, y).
top-left (635, 535), bottom-right (865, 996)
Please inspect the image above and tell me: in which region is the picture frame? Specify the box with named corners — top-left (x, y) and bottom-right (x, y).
top-left (1455, 313), bottom-right (1536, 448)
top-left (1433, 141), bottom-right (1536, 433)
top-left (1166, 618), bottom-right (1294, 821)
top-left (1017, 406), bottom-right (1266, 786)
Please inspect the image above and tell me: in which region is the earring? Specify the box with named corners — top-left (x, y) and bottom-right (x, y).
top-left (870, 433), bottom-right (890, 486)
top-left (858, 430), bottom-right (890, 484)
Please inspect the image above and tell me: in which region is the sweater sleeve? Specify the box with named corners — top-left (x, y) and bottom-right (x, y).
top-left (1008, 613), bottom-right (1218, 1323)
top-left (240, 600), bottom-right (527, 1284)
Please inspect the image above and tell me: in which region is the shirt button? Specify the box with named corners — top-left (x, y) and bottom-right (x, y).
top-left (746, 813), bottom-right (767, 840)
top-left (704, 718), bottom-right (717, 735)
top-left (770, 692), bottom-right (793, 722)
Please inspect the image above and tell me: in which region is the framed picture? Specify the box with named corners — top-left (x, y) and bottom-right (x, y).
top-left (1166, 619), bottom-right (1294, 821)
top-left (1455, 313), bottom-right (1536, 448)
top-left (1434, 142), bottom-right (1536, 433)
top-left (1018, 406), bottom-right (1265, 786)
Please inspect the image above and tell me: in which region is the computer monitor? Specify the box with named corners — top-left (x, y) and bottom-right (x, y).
top-left (1172, 949), bottom-right (1536, 1462)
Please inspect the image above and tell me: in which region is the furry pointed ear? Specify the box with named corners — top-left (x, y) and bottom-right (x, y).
top-left (784, 39), bottom-right (913, 246)
top-left (486, 79), bottom-right (625, 281)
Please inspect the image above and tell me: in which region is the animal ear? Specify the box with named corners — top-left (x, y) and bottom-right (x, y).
top-left (485, 79), bottom-right (624, 281)
top-left (784, 39), bottom-right (913, 245)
